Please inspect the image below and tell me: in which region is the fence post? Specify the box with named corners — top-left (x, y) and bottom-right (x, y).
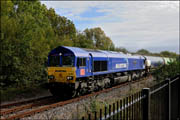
top-left (109, 104), bottom-right (111, 119)
top-left (113, 103), bottom-right (115, 120)
top-left (88, 114), bottom-right (91, 120)
top-left (132, 95), bottom-right (134, 120)
top-left (120, 100), bottom-right (122, 120)
top-left (178, 75), bottom-right (180, 119)
top-left (142, 88), bottom-right (150, 120)
top-left (105, 106), bottom-right (107, 119)
top-left (100, 109), bottom-right (102, 120)
top-left (166, 78), bottom-right (171, 120)
top-left (117, 101), bottom-right (119, 120)
top-left (123, 98), bottom-right (126, 120)
top-left (94, 111), bottom-right (97, 120)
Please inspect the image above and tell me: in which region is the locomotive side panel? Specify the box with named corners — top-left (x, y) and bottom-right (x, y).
top-left (127, 58), bottom-right (145, 71)
top-left (110, 58), bottom-right (128, 71)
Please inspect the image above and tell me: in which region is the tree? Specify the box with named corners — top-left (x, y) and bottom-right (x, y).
top-left (46, 8), bottom-right (76, 48)
top-left (0, 0), bottom-right (118, 89)
top-left (75, 31), bottom-right (94, 48)
top-left (114, 47), bottom-right (129, 54)
top-left (0, 0), bottom-right (56, 88)
top-left (160, 51), bottom-right (177, 58)
top-left (136, 49), bottom-right (150, 55)
top-left (83, 27), bottom-right (115, 50)
top-left (153, 60), bottom-right (180, 81)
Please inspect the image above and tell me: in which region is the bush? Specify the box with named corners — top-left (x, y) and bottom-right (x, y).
top-left (152, 59), bottom-right (180, 81)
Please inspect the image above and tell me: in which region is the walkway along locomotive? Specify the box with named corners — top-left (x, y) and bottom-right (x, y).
top-left (47, 46), bottom-right (171, 97)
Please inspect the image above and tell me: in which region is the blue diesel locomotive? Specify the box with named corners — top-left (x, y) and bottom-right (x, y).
top-left (48, 46), bottom-right (147, 97)
top-left (47, 46), bottom-right (166, 97)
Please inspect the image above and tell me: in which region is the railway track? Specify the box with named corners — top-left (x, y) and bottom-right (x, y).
top-left (0, 96), bottom-right (53, 109)
top-left (0, 76), bottom-right (151, 120)
top-left (0, 96), bottom-right (56, 120)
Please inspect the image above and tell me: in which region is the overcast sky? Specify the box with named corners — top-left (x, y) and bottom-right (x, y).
top-left (41, 1), bottom-right (179, 54)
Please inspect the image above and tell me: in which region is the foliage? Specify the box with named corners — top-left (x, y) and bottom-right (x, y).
top-left (114, 47), bottom-right (129, 54)
top-left (135, 49), bottom-right (179, 58)
top-left (0, 0), bottom-right (75, 88)
top-left (83, 28), bottom-right (115, 50)
top-left (0, 0), bottom-right (116, 90)
top-left (1, 0), bottom-right (52, 88)
top-left (136, 49), bottom-right (150, 55)
top-left (159, 51), bottom-right (178, 58)
top-left (75, 31), bottom-right (94, 49)
top-left (152, 60), bottom-right (180, 81)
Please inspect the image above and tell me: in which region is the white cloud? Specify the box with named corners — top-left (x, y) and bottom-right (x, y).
top-left (41, 1), bottom-right (179, 53)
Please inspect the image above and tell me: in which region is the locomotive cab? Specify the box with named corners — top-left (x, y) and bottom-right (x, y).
top-left (47, 47), bottom-right (77, 97)
top-left (48, 54), bottom-right (76, 83)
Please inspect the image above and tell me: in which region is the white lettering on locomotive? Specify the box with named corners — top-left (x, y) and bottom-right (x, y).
top-left (116, 63), bottom-right (127, 68)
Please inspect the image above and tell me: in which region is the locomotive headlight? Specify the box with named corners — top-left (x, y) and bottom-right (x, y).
top-left (48, 75), bottom-right (54, 79)
top-left (67, 76), bottom-right (73, 80)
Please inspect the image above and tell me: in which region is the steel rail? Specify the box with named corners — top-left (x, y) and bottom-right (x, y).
top-left (0, 96), bottom-right (52, 109)
top-left (0, 97), bottom-right (55, 116)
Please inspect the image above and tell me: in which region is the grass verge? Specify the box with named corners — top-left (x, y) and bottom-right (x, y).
top-left (0, 84), bottom-right (49, 103)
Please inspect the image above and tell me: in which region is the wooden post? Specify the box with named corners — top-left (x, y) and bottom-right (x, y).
top-left (142, 88), bottom-right (150, 120)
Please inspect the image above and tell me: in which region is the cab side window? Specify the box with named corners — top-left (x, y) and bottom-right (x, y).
top-left (77, 58), bottom-right (86, 67)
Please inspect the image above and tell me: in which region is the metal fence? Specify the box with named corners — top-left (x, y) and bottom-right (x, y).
top-left (82, 75), bottom-right (180, 120)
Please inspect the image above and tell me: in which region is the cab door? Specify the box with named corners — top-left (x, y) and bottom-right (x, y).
top-left (88, 53), bottom-right (93, 76)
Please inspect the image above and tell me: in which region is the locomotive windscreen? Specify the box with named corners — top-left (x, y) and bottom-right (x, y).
top-left (48, 55), bottom-right (60, 67)
top-left (62, 55), bottom-right (74, 67)
top-left (48, 54), bottom-right (74, 67)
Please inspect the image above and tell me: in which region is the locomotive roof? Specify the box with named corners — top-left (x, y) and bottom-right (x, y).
top-left (57, 46), bottom-right (89, 57)
top-left (64, 46), bottom-right (127, 58)
top-left (50, 46), bottom-right (144, 59)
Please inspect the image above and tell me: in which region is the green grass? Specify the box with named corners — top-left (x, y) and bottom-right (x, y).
top-left (0, 84), bottom-right (49, 103)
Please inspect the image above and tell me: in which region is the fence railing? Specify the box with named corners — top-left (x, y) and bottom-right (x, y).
top-left (82, 75), bottom-right (180, 120)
